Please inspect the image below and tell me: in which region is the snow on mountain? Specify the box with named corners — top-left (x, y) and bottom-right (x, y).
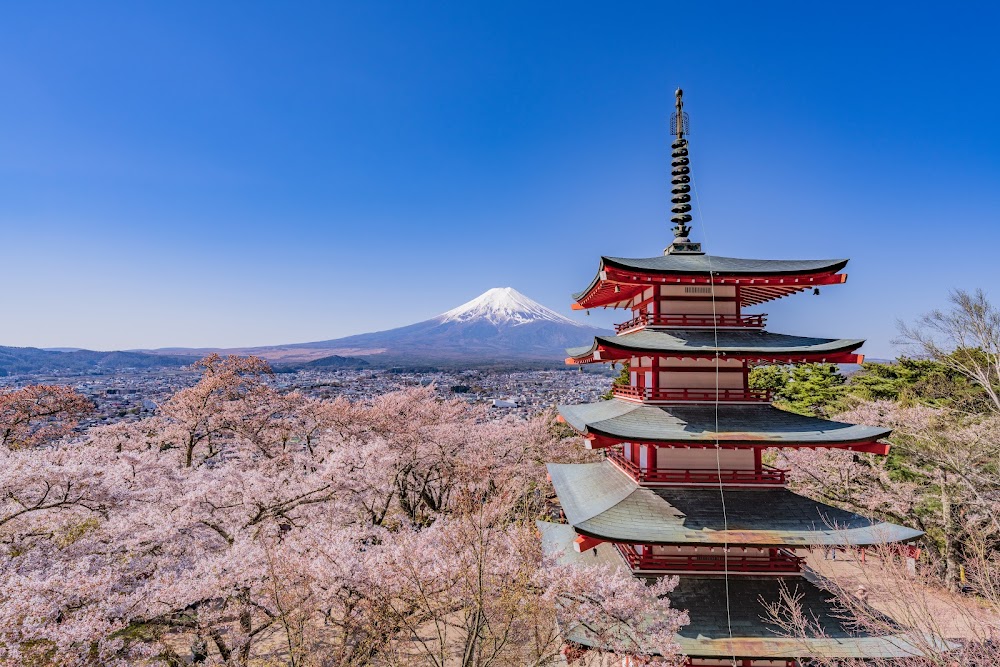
top-left (436, 287), bottom-right (587, 327)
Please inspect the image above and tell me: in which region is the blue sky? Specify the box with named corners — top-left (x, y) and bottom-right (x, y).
top-left (1, 2), bottom-right (998, 357)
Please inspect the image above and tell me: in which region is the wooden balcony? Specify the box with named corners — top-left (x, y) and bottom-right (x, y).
top-left (611, 385), bottom-right (772, 403)
top-left (615, 312), bottom-right (766, 333)
top-left (614, 543), bottom-right (803, 574)
top-left (608, 449), bottom-right (789, 486)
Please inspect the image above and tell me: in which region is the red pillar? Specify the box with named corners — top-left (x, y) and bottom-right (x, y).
top-left (644, 444), bottom-right (656, 477)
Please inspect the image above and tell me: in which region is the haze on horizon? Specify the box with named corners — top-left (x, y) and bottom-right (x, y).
top-left (2, 2), bottom-right (999, 358)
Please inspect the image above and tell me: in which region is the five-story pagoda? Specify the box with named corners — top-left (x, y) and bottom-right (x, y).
top-left (540, 89), bottom-right (925, 665)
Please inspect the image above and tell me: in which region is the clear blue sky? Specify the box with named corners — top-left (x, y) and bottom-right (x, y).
top-left (2, 2), bottom-right (998, 357)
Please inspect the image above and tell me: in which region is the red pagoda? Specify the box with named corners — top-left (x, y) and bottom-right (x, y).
top-left (541, 90), bottom-right (924, 665)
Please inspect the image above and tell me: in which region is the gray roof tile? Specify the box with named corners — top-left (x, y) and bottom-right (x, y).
top-left (538, 521), bottom-right (940, 659)
top-left (573, 255), bottom-right (849, 301)
top-left (558, 400), bottom-right (890, 445)
top-left (567, 328), bottom-right (864, 359)
top-left (602, 255), bottom-right (848, 276)
top-left (549, 461), bottom-right (923, 547)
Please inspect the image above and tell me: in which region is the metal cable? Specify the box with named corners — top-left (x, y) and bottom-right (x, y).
top-left (685, 135), bottom-right (737, 667)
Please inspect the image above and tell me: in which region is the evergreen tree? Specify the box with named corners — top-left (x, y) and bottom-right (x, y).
top-left (750, 363), bottom-right (846, 416)
top-left (779, 363), bottom-right (846, 416)
top-left (601, 361), bottom-right (630, 400)
top-left (748, 364), bottom-right (789, 396)
top-left (848, 356), bottom-right (991, 412)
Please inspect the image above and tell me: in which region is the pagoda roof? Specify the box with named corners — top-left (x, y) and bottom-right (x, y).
top-left (558, 400), bottom-right (891, 447)
top-left (602, 254), bottom-right (848, 276)
top-left (549, 461), bottom-right (922, 547)
top-left (539, 521), bottom-right (933, 660)
top-left (573, 255), bottom-right (849, 310)
top-left (566, 329), bottom-right (865, 364)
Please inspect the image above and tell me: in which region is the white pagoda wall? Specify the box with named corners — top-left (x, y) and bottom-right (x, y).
top-left (658, 284), bottom-right (738, 316)
top-left (654, 447), bottom-right (754, 471)
top-left (657, 358), bottom-right (746, 390)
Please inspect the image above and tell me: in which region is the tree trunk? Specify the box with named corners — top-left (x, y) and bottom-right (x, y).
top-left (461, 606), bottom-right (484, 667)
top-left (941, 471), bottom-right (958, 589)
top-left (210, 629), bottom-right (232, 662)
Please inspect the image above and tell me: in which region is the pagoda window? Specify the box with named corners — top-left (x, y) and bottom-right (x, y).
top-left (660, 284), bottom-right (737, 298)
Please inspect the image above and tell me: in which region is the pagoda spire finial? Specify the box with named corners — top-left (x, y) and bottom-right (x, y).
top-left (666, 87), bottom-right (703, 255)
top-left (674, 87), bottom-right (686, 139)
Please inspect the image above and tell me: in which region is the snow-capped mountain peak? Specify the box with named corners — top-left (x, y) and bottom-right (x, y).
top-left (436, 287), bottom-right (585, 327)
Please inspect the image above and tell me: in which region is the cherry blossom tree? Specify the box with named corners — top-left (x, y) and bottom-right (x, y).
top-left (0, 384), bottom-right (91, 449)
top-left (765, 540), bottom-right (1000, 666)
top-left (779, 399), bottom-right (1000, 588)
top-left (0, 357), bottom-right (686, 666)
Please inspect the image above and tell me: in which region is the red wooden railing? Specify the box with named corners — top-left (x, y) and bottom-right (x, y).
top-left (614, 543), bottom-right (803, 573)
top-left (608, 449), bottom-right (789, 486)
top-left (612, 385), bottom-right (772, 403)
top-left (615, 312), bottom-right (766, 333)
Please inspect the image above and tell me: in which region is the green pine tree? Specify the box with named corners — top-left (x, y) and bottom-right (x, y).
top-left (601, 361), bottom-right (630, 400)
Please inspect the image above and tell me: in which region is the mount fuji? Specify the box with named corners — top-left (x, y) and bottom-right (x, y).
top-left (211, 288), bottom-right (611, 367)
top-left (3, 289), bottom-right (609, 374)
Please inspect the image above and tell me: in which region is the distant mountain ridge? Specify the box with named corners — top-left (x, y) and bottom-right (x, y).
top-left (3, 288), bottom-right (609, 374)
top-left (260, 287), bottom-right (609, 366)
top-left (193, 288), bottom-right (607, 367)
top-left (0, 346), bottom-right (199, 377)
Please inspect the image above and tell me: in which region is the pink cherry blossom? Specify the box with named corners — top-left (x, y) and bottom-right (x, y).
top-left (0, 357), bottom-right (683, 666)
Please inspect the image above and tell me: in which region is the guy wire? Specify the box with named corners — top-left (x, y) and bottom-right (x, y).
top-left (687, 137), bottom-right (737, 666)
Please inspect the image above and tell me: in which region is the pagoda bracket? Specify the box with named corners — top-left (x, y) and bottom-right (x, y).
top-left (850, 442), bottom-right (891, 456)
top-left (573, 534), bottom-right (605, 553)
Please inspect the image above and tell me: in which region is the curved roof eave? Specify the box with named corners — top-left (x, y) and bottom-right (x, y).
top-left (571, 255), bottom-right (850, 301)
top-left (538, 521), bottom-right (946, 659)
top-left (549, 461), bottom-right (923, 548)
top-left (601, 254), bottom-right (849, 276)
top-left (565, 330), bottom-right (866, 361)
top-left (557, 401), bottom-right (892, 445)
